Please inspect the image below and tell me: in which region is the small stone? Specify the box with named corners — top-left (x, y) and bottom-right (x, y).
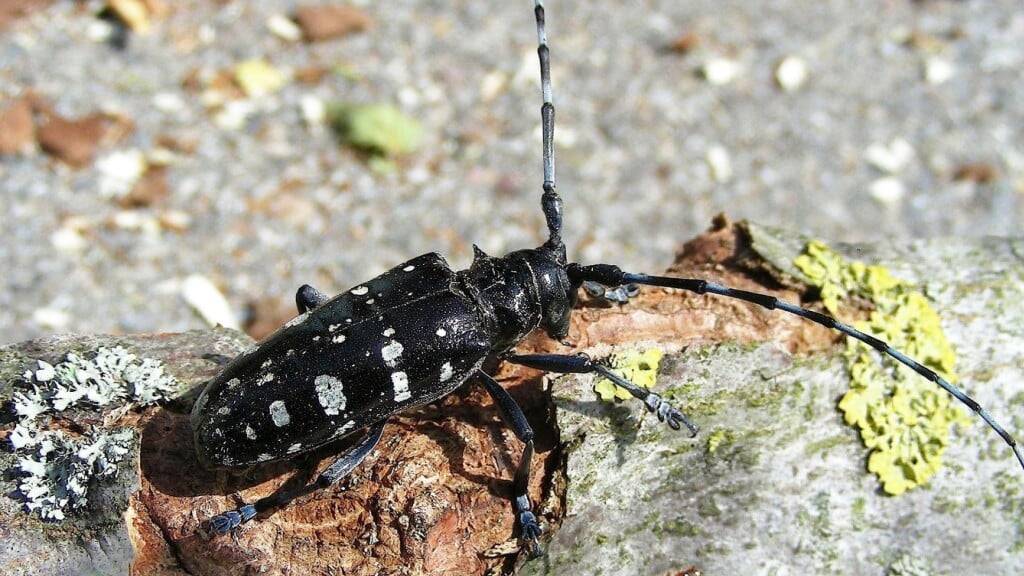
top-left (706, 145), bottom-right (733, 183)
top-left (702, 58), bottom-right (740, 85)
top-left (327, 103), bottom-right (423, 157)
top-left (234, 59), bottom-right (287, 98)
top-left (119, 165), bottom-right (168, 208)
top-left (669, 31), bottom-right (700, 54)
top-left (37, 114), bottom-right (107, 167)
top-left (953, 162), bottom-right (998, 184)
top-left (32, 307), bottom-right (70, 330)
top-left (774, 56), bottom-right (808, 92)
top-left (182, 274), bottom-right (239, 329)
top-left (51, 224), bottom-right (88, 254)
top-left (479, 70), bottom-right (507, 102)
top-left (152, 92), bottom-right (185, 114)
top-left (869, 177), bottom-right (906, 204)
top-left (213, 100), bottom-right (256, 130)
top-left (865, 138), bottom-right (915, 174)
top-left (107, 0), bottom-right (151, 33)
top-left (158, 210), bottom-right (191, 232)
top-left (0, 96), bottom-right (34, 155)
top-left (924, 57), bottom-right (954, 85)
top-left (300, 95), bottom-right (326, 127)
top-left (96, 149), bottom-right (147, 198)
top-left (294, 66), bottom-right (329, 85)
top-left (266, 14), bottom-right (302, 42)
top-left (86, 19), bottom-right (115, 43)
top-left (294, 5), bottom-right (372, 42)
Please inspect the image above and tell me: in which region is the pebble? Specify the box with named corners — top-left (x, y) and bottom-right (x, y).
top-left (869, 177), bottom-right (906, 204)
top-left (37, 113), bottom-right (108, 167)
top-left (706, 145), bottom-right (733, 183)
top-left (775, 56), bottom-right (808, 92)
top-left (234, 59), bottom-right (287, 98)
top-left (865, 138), bottom-right (915, 174)
top-left (0, 96), bottom-right (35, 155)
top-left (294, 5), bottom-right (372, 42)
top-left (96, 149), bottom-right (147, 198)
top-left (299, 94), bottom-right (326, 127)
top-left (266, 14), bottom-right (302, 42)
top-left (702, 58), bottom-right (741, 85)
top-left (925, 57), bottom-right (954, 85)
top-left (181, 274), bottom-right (240, 329)
top-left (32, 308), bottom-right (70, 330)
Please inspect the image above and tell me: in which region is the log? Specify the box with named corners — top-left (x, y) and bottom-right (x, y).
top-left (2, 220), bottom-right (1022, 575)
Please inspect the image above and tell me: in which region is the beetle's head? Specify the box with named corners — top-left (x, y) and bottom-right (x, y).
top-left (514, 246), bottom-right (577, 342)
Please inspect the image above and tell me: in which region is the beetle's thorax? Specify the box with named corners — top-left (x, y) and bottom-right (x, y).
top-left (459, 246), bottom-right (574, 351)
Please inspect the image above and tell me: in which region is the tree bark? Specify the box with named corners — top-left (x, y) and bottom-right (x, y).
top-left (3, 220), bottom-right (1023, 575)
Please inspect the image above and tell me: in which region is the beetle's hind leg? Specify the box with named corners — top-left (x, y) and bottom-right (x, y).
top-left (505, 353), bottom-right (699, 436)
top-left (206, 420), bottom-right (387, 536)
top-left (476, 371), bottom-right (544, 558)
top-left (295, 284), bottom-right (329, 313)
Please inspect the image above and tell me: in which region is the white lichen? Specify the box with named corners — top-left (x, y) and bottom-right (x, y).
top-left (7, 346), bottom-right (179, 520)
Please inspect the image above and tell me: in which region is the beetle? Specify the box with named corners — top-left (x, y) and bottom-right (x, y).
top-left (192, 0), bottom-right (1024, 558)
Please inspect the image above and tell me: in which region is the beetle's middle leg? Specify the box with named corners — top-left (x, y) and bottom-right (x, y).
top-left (207, 420), bottom-right (387, 535)
top-left (505, 353), bottom-right (699, 436)
top-left (476, 371), bottom-right (543, 558)
top-left (295, 284), bottom-right (329, 313)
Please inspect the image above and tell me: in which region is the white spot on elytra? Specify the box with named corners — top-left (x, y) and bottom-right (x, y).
top-left (381, 340), bottom-right (404, 367)
top-left (257, 372), bottom-right (275, 386)
top-left (351, 286), bottom-right (368, 295)
top-left (217, 406), bottom-right (230, 415)
top-left (261, 358), bottom-right (273, 369)
top-left (403, 265), bottom-right (415, 272)
top-left (346, 318), bottom-right (352, 323)
top-left (288, 443), bottom-right (303, 454)
top-left (332, 334), bottom-right (346, 343)
top-left (245, 425), bottom-right (257, 440)
top-left (392, 371), bottom-right (411, 402)
top-left (366, 298), bottom-right (375, 304)
top-left (286, 349), bottom-right (296, 356)
top-left (257, 453), bottom-right (272, 462)
top-left (383, 327), bottom-right (395, 337)
top-left (329, 324), bottom-right (341, 332)
top-left (314, 375), bottom-right (347, 415)
top-left (440, 362), bottom-right (454, 382)
top-left (226, 378), bottom-right (241, 389)
top-left (436, 328), bottom-right (447, 337)
top-left (269, 400), bottom-right (290, 427)
top-left (313, 335), bottom-right (321, 341)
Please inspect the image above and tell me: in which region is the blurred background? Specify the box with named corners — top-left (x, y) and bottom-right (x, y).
top-left (0, 0), bottom-right (1021, 345)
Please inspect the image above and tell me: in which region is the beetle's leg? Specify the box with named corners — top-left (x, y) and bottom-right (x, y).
top-left (295, 284), bottom-right (329, 314)
top-left (567, 263), bottom-right (1024, 473)
top-left (206, 420), bottom-right (386, 536)
top-left (476, 371), bottom-right (543, 558)
top-left (506, 353), bottom-right (699, 436)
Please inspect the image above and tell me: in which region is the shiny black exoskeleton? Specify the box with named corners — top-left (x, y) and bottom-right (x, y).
top-left (192, 0), bottom-right (1024, 559)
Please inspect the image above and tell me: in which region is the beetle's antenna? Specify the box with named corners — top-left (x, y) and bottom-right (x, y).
top-left (568, 263), bottom-right (1024, 474)
top-left (534, 0), bottom-right (564, 260)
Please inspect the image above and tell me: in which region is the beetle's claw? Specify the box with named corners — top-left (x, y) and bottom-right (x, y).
top-left (647, 393), bottom-right (699, 437)
top-left (519, 510), bottom-right (544, 558)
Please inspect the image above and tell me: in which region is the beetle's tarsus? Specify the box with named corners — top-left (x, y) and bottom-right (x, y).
top-left (519, 509), bottom-right (544, 558)
top-left (207, 503), bottom-right (256, 536)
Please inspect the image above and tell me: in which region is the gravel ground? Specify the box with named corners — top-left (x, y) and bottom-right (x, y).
top-left (1, 0), bottom-right (1022, 344)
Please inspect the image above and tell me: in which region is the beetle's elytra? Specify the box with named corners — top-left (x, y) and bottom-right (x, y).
top-left (192, 0), bottom-right (1023, 559)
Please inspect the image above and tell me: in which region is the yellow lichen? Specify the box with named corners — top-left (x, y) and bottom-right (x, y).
top-left (794, 240), bottom-right (969, 495)
top-left (594, 348), bottom-right (664, 402)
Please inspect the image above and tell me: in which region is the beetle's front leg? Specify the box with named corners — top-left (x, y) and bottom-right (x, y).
top-left (476, 371), bottom-right (544, 558)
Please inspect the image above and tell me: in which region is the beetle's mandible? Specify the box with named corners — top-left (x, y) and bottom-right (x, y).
top-left (191, 0), bottom-right (1024, 559)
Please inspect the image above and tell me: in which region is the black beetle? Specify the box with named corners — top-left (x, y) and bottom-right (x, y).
top-left (192, 0), bottom-right (1024, 558)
